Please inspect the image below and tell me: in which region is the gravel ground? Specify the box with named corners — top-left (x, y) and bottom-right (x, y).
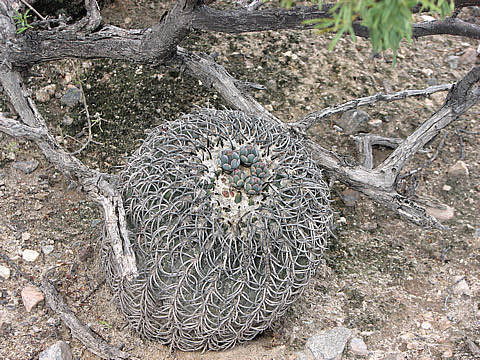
top-left (0, 1), bottom-right (479, 359)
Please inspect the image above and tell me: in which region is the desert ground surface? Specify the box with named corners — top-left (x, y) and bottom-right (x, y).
top-left (0, 1), bottom-right (479, 359)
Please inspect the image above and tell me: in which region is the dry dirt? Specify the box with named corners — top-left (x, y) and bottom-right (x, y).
top-left (1, 1), bottom-right (480, 359)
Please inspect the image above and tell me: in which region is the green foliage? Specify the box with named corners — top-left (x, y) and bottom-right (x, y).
top-left (13, 9), bottom-right (33, 34)
top-left (282, 0), bottom-right (454, 63)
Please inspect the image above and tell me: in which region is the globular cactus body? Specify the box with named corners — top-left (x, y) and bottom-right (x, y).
top-left (106, 109), bottom-right (332, 352)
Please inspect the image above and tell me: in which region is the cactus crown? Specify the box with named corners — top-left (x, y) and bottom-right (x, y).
top-left (113, 109), bottom-right (332, 352)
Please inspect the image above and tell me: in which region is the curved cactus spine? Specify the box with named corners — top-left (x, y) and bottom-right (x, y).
top-left (239, 145), bottom-right (259, 166)
top-left (250, 161), bottom-right (268, 178)
top-left (217, 149), bottom-right (240, 171)
top-left (229, 169), bottom-right (247, 188)
top-left (244, 176), bottom-right (263, 195)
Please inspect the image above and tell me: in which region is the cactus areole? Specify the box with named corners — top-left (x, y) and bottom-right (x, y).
top-left (108, 109), bottom-right (332, 351)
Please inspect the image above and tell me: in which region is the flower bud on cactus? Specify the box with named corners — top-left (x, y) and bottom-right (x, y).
top-left (217, 149), bottom-right (240, 171)
top-left (244, 176), bottom-right (263, 195)
top-left (250, 162), bottom-right (268, 178)
top-left (229, 169), bottom-right (247, 188)
top-left (239, 145), bottom-right (259, 166)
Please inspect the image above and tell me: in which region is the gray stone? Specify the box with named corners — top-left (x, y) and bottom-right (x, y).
top-left (446, 56), bottom-right (459, 69)
top-left (266, 79), bottom-right (278, 91)
top-left (305, 327), bottom-right (352, 360)
top-left (382, 354), bottom-right (404, 360)
top-left (425, 204), bottom-right (455, 221)
top-left (42, 245), bottom-right (54, 255)
top-left (336, 110), bottom-right (370, 135)
top-left (474, 228), bottom-right (480, 240)
top-left (296, 351), bottom-right (312, 360)
top-left (62, 115), bottom-right (74, 126)
top-left (13, 159), bottom-right (39, 174)
top-left (39, 341), bottom-right (73, 360)
top-left (0, 265), bottom-right (10, 280)
top-left (60, 87), bottom-right (82, 107)
top-left (35, 84), bottom-right (56, 103)
top-left (448, 160), bottom-right (469, 178)
top-left (341, 189), bottom-right (359, 207)
top-left (350, 337), bottom-right (368, 356)
top-left (91, 218), bottom-right (102, 227)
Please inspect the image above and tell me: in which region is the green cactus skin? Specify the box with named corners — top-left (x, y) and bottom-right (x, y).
top-left (244, 176), bottom-right (263, 195)
top-left (217, 149), bottom-right (240, 171)
top-left (239, 145), bottom-right (259, 166)
top-left (229, 169), bottom-right (247, 188)
top-left (250, 162), bottom-right (268, 178)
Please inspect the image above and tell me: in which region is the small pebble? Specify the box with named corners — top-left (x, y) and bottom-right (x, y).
top-left (453, 276), bottom-right (471, 296)
top-left (421, 321), bottom-right (432, 330)
top-left (39, 340), bottom-right (73, 360)
top-left (442, 348), bottom-right (453, 358)
top-left (341, 189), bottom-right (360, 207)
top-left (442, 184), bottom-right (452, 191)
top-left (60, 87), bottom-right (82, 107)
top-left (350, 337), bottom-right (368, 356)
top-left (425, 205), bottom-right (454, 221)
top-left (23, 249), bottom-right (40, 262)
top-left (0, 265), bottom-right (11, 280)
top-left (448, 160), bottom-right (469, 177)
top-left (62, 115), bottom-right (74, 126)
top-left (13, 159), bottom-right (39, 174)
top-left (368, 119), bottom-right (383, 127)
top-left (21, 286), bottom-right (44, 312)
top-left (42, 245), bottom-right (54, 255)
top-left (459, 48), bottom-right (478, 65)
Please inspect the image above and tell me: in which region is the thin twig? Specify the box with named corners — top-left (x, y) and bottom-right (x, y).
top-left (455, 127), bottom-right (480, 160)
top-left (0, 251), bottom-right (40, 286)
top-left (443, 276), bottom-right (467, 310)
top-left (292, 83), bottom-right (453, 131)
top-left (19, 0), bottom-right (46, 21)
top-left (399, 131), bottom-right (449, 179)
top-left (69, 82), bottom-right (94, 156)
top-left (79, 278), bottom-right (106, 305)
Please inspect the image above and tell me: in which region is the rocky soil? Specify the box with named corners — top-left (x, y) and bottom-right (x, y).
top-left (1, 1), bottom-right (480, 359)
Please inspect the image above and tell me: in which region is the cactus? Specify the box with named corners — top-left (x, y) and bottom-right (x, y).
top-left (229, 169), bottom-right (247, 188)
top-left (111, 109), bottom-right (332, 352)
top-left (239, 145), bottom-right (259, 166)
top-left (250, 161), bottom-right (268, 178)
top-left (217, 148), bottom-right (240, 171)
top-left (244, 175), bottom-right (262, 195)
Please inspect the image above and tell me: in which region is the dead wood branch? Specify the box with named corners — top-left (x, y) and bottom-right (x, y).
top-left (377, 67), bottom-right (480, 184)
top-left (172, 47), bottom-right (281, 124)
top-left (399, 131), bottom-right (449, 179)
top-left (191, 4), bottom-right (480, 40)
top-left (0, 252), bottom-right (128, 359)
top-left (292, 83), bottom-right (453, 132)
top-left (41, 276), bottom-right (129, 359)
top-left (354, 134), bottom-right (404, 170)
top-left (4, 1), bottom-right (480, 67)
top-left (0, 65), bottom-right (138, 282)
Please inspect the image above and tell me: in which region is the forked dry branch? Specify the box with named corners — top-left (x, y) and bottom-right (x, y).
top-left (1, 0), bottom-right (480, 357)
